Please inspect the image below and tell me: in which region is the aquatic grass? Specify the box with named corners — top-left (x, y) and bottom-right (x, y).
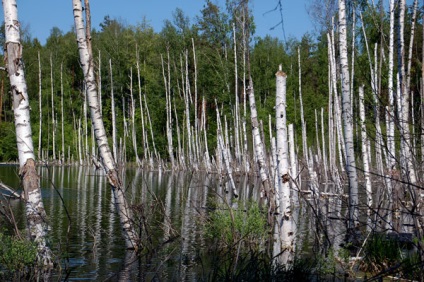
top-left (360, 233), bottom-right (402, 274)
top-left (206, 200), bottom-right (268, 250)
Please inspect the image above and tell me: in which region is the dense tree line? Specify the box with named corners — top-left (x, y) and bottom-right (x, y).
top-left (0, 0), bottom-right (421, 166)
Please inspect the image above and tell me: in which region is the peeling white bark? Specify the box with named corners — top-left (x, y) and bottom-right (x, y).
top-left (72, 0), bottom-right (138, 249)
top-left (339, 0), bottom-right (359, 229)
top-left (275, 66), bottom-right (294, 266)
top-left (3, 0), bottom-right (52, 266)
top-left (359, 85), bottom-right (372, 228)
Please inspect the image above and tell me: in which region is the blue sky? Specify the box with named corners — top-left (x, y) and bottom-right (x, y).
top-left (4, 0), bottom-right (315, 45)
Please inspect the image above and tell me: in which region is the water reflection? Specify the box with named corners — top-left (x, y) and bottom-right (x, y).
top-left (0, 165), bottom-right (325, 280)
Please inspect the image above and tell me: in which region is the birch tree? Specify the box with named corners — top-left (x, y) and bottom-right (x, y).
top-left (109, 59), bottom-right (118, 161)
top-left (2, 0), bottom-right (52, 265)
top-left (72, 0), bottom-right (138, 249)
top-left (38, 52), bottom-right (43, 161)
top-left (397, 0), bottom-right (417, 184)
top-left (359, 85), bottom-right (372, 230)
top-left (275, 66), bottom-right (294, 265)
top-left (338, 0), bottom-right (358, 230)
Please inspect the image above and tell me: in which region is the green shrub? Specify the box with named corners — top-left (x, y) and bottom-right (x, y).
top-left (0, 232), bottom-right (37, 273)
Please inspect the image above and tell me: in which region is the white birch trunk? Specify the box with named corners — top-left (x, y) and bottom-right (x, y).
top-left (248, 78), bottom-right (274, 216)
top-left (109, 59), bottom-right (118, 162)
top-left (129, 68), bottom-right (141, 166)
top-left (216, 101), bottom-right (238, 197)
top-left (192, 38), bottom-right (200, 165)
top-left (275, 66), bottom-right (294, 265)
top-left (73, 0), bottom-right (138, 249)
top-left (397, 0), bottom-right (417, 184)
top-left (78, 118), bottom-right (83, 165)
top-left (339, 0), bottom-right (359, 229)
top-left (135, 47), bottom-right (148, 164)
top-left (38, 51), bottom-right (43, 161)
top-left (144, 91), bottom-right (158, 166)
top-left (327, 42), bottom-right (335, 173)
top-left (184, 51), bottom-right (193, 167)
top-left (61, 63), bottom-right (65, 164)
top-left (161, 53), bottom-right (175, 168)
top-left (288, 124), bottom-right (298, 204)
top-left (298, 48), bottom-right (308, 164)
top-left (359, 85), bottom-right (372, 230)
top-left (360, 13), bottom-right (385, 178)
top-left (201, 97), bottom-right (211, 171)
top-left (328, 32), bottom-right (346, 172)
top-left (3, 0), bottom-right (52, 265)
top-left (321, 108), bottom-right (328, 185)
top-left (387, 0), bottom-right (396, 170)
top-left (50, 54), bottom-right (56, 161)
top-left (98, 50), bottom-right (102, 116)
top-left (233, 24), bottom-right (241, 166)
top-left (315, 109), bottom-right (321, 163)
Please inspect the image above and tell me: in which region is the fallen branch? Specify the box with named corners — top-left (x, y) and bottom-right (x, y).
top-left (0, 181), bottom-right (21, 199)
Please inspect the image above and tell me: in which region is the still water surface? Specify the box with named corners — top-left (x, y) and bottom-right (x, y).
top-left (0, 165), bottom-right (267, 280)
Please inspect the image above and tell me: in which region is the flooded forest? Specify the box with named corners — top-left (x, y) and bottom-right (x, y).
top-left (0, 0), bottom-right (424, 280)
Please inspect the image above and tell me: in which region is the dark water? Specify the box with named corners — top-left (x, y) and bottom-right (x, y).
top-left (0, 165), bottom-right (265, 281)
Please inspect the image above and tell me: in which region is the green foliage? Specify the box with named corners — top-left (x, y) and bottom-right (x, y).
top-left (206, 201), bottom-right (267, 249)
top-left (361, 234), bottom-right (401, 273)
top-left (0, 0), bottom-right (422, 163)
top-left (360, 234), bottom-right (402, 274)
top-left (0, 123), bottom-right (18, 162)
top-left (0, 232), bottom-right (37, 273)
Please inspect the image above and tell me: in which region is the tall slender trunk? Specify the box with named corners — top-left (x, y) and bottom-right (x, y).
top-left (109, 59), bottom-right (118, 162)
top-left (192, 38), bottom-right (200, 166)
top-left (38, 51), bottom-right (43, 161)
top-left (339, 0), bottom-right (358, 230)
top-left (61, 63), bottom-right (65, 164)
top-left (321, 108), bottom-right (328, 184)
top-left (50, 54), bottom-right (56, 161)
top-left (98, 50), bottom-right (102, 116)
top-left (360, 12), bottom-right (384, 179)
top-left (397, 0), bottom-right (417, 184)
top-left (202, 97), bottom-right (211, 171)
top-left (184, 50), bottom-right (193, 168)
top-left (248, 78), bottom-right (274, 217)
top-left (129, 68), bottom-right (141, 166)
top-left (359, 85), bottom-right (372, 230)
top-left (387, 0), bottom-right (396, 170)
top-left (233, 24), bottom-right (241, 166)
top-left (275, 66), bottom-right (294, 265)
top-left (298, 48), bottom-right (308, 164)
top-left (161, 53), bottom-right (175, 168)
top-left (73, 0), bottom-right (138, 249)
top-left (328, 32), bottom-right (346, 172)
top-left (2, 0), bottom-right (52, 265)
top-left (135, 46), bottom-right (148, 164)
top-left (216, 101), bottom-right (238, 197)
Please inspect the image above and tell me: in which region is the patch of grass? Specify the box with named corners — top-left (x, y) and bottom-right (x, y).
top-left (206, 201), bottom-right (268, 250)
top-left (360, 233), bottom-right (402, 274)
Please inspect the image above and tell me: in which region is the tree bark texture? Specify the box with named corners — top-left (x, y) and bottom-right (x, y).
top-left (72, 0), bottom-right (138, 250)
top-left (3, 0), bottom-right (52, 266)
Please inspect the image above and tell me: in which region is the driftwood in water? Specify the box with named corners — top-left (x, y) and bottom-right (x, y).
top-left (0, 181), bottom-right (21, 199)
